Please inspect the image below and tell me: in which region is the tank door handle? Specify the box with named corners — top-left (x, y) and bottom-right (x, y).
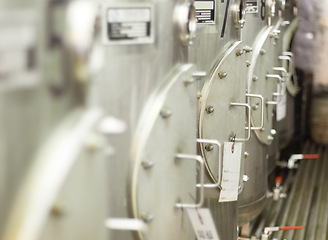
top-left (266, 74), bottom-right (283, 105)
top-left (105, 218), bottom-right (148, 233)
top-left (197, 139), bottom-right (223, 189)
top-left (175, 154), bottom-right (204, 208)
top-left (230, 103), bottom-right (251, 142)
top-left (246, 94), bottom-right (264, 130)
top-left (279, 55), bottom-right (293, 80)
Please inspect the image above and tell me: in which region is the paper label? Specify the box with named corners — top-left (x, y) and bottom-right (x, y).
top-left (219, 142), bottom-right (242, 202)
top-left (194, 0), bottom-right (215, 24)
top-left (187, 208), bottom-right (220, 240)
top-left (276, 82), bottom-right (287, 121)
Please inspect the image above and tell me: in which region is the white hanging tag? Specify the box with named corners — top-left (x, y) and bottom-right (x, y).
top-left (219, 142), bottom-right (242, 202)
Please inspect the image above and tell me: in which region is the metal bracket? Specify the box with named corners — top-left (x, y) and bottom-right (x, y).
top-left (230, 103), bottom-right (251, 142)
top-left (246, 94), bottom-right (264, 130)
top-left (175, 154), bottom-right (204, 208)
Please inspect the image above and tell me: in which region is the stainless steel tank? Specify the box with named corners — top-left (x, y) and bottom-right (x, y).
top-left (0, 0), bottom-right (84, 236)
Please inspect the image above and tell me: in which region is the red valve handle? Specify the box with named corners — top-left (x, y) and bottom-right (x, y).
top-left (275, 176), bottom-right (282, 184)
top-left (303, 154), bottom-right (320, 159)
top-left (280, 226), bottom-right (304, 231)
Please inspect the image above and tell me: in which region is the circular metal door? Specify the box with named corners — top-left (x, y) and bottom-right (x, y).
top-left (198, 41), bottom-right (249, 198)
top-left (129, 64), bottom-right (201, 240)
top-left (247, 26), bottom-right (278, 145)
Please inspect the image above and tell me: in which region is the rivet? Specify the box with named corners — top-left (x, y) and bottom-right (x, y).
top-left (244, 152), bottom-right (249, 158)
top-left (246, 61), bottom-right (251, 67)
top-left (260, 49), bottom-right (266, 55)
top-left (252, 76), bottom-right (258, 81)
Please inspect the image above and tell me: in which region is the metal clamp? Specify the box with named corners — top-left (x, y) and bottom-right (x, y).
top-left (246, 94), bottom-right (264, 130)
top-left (197, 139), bottom-right (223, 189)
top-left (230, 103), bottom-right (251, 142)
top-left (175, 154), bottom-right (204, 208)
top-left (266, 74), bottom-right (283, 105)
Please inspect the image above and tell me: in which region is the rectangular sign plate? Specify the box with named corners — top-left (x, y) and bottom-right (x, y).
top-left (194, 0), bottom-right (215, 24)
top-left (246, 0), bottom-right (258, 13)
top-left (102, 5), bottom-right (154, 45)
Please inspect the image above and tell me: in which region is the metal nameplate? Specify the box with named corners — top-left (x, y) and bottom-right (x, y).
top-left (102, 4), bottom-right (154, 45)
top-left (194, 0), bottom-right (215, 24)
top-left (246, 0), bottom-right (258, 13)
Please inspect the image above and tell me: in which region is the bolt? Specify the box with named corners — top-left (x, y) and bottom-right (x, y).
top-left (243, 175), bottom-right (249, 182)
top-left (160, 108), bottom-right (172, 118)
top-left (205, 106), bottom-right (215, 114)
top-left (268, 135), bottom-right (274, 141)
top-left (252, 76), bottom-right (258, 81)
top-left (271, 129), bottom-right (277, 136)
top-left (85, 137), bottom-right (100, 151)
top-left (252, 103), bottom-right (259, 110)
top-left (246, 61), bottom-right (251, 67)
top-left (260, 49), bottom-right (266, 55)
top-left (236, 49), bottom-right (244, 56)
top-left (184, 77), bottom-right (194, 85)
top-left (51, 202), bottom-right (64, 217)
top-left (218, 71), bottom-right (228, 79)
top-left (142, 161), bottom-right (154, 169)
top-left (244, 152), bottom-right (249, 158)
top-left (205, 144), bottom-right (214, 152)
top-left (141, 212), bottom-right (154, 223)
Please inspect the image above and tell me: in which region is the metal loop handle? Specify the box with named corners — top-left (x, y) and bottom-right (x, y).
top-left (105, 218), bottom-right (148, 233)
top-left (197, 139), bottom-right (223, 189)
top-left (175, 154), bottom-right (204, 208)
top-left (230, 103), bottom-right (251, 142)
top-left (266, 74), bottom-right (282, 105)
top-left (278, 56), bottom-right (293, 81)
top-left (246, 94), bottom-right (264, 130)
